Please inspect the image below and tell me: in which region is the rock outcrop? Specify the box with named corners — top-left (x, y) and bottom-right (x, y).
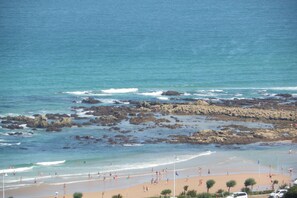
top-left (152, 103), bottom-right (296, 121)
top-left (162, 91), bottom-right (181, 96)
top-left (170, 128), bottom-right (297, 145)
top-left (82, 97), bottom-right (101, 104)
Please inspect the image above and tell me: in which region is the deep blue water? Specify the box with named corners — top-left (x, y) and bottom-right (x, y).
top-left (1, 0), bottom-right (297, 114)
top-left (0, 0), bottom-right (297, 195)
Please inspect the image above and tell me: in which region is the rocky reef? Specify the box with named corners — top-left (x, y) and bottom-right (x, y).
top-left (151, 100), bottom-right (296, 121)
top-left (169, 128), bottom-right (297, 145)
top-left (1, 114), bottom-right (72, 132)
top-left (1, 97), bottom-right (296, 145)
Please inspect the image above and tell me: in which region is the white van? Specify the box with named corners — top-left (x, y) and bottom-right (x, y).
top-left (226, 192), bottom-right (248, 198)
top-left (269, 189), bottom-right (288, 198)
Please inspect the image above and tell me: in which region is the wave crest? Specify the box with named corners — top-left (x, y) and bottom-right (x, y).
top-left (101, 88), bottom-right (138, 94)
top-left (0, 166), bottom-right (33, 173)
top-left (36, 160), bottom-right (66, 166)
top-left (139, 91), bottom-right (163, 96)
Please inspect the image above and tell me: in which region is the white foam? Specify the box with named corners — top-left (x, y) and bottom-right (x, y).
top-left (76, 111), bottom-right (94, 118)
top-left (183, 92), bottom-right (191, 96)
top-left (0, 166), bottom-right (33, 174)
top-left (101, 88), bottom-right (138, 94)
top-left (64, 91), bottom-right (92, 95)
top-left (209, 89), bottom-right (224, 93)
top-left (123, 143), bottom-right (143, 147)
top-left (99, 99), bottom-right (118, 104)
top-left (64, 91), bottom-right (111, 96)
top-left (139, 91), bottom-right (163, 96)
top-left (218, 86), bottom-right (297, 91)
top-left (0, 142), bottom-right (21, 146)
top-left (267, 87), bottom-right (297, 91)
top-left (157, 96), bottom-right (169, 100)
top-left (19, 124), bottom-right (28, 128)
top-left (36, 160), bottom-right (66, 166)
top-left (105, 151), bottom-right (215, 172)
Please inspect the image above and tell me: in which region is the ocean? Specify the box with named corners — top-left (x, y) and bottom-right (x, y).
top-left (0, 0), bottom-right (297, 196)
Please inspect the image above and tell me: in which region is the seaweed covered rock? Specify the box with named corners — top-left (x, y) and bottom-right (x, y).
top-left (82, 97), bottom-right (101, 104)
top-left (162, 91), bottom-right (181, 96)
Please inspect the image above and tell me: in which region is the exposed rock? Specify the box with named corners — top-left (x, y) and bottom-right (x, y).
top-left (169, 128), bottom-right (297, 145)
top-left (8, 132), bottom-right (23, 136)
top-left (46, 113), bottom-right (70, 120)
top-left (275, 94), bottom-right (292, 98)
top-left (162, 91), bottom-right (181, 96)
top-left (94, 115), bottom-right (118, 126)
top-left (153, 102), bottom-right (296, 121)
top-left (2, 124), bottom-right (24, 130)
top-left (129, 114), bottom-right (156, 125)
top-left (137, 101), bottom-right (151, 108)
top-left (82, 97), bottom-right (102, 104)
top-left (194, 100), bottom-right (209, 106)
top-left (27, 115), bottom-right (48, 128)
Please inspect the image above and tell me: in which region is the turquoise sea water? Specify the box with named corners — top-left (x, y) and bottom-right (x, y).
top-left (1, 0), bottom-right (297, 196)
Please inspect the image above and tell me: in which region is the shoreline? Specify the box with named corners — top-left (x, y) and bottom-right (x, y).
top-left (4, 172), bottom-right (290, 198)
top-left (1, 96), bottom-right (296, 198)
top-left (3, 159), bottom-right (294, 198)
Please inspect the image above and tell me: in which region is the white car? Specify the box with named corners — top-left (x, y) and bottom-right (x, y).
top-left (269, 189), bottom-right (288, 198)
top-left (226, 192), bottom-right (248, 198)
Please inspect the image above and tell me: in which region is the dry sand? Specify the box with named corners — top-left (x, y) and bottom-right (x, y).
top-left (44, 173), bottom-right (290, 198)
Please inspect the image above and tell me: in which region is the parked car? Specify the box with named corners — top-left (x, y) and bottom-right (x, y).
top-left (269, 189), bottom-right (288, 198)
top-left (293, 178), bottom-right (297, 186)
top-left (226, 192), bottom-right (248, 198)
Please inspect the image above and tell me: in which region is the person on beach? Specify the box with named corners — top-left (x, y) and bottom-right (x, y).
top-left (208, 169), bottom-right (210, 174)
top-left (63, 183), bottom-right (66, 198)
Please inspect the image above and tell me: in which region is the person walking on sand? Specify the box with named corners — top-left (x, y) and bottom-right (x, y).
top-left (63, 183), bottom-right (66, 197)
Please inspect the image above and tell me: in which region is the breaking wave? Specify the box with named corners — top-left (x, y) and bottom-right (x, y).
top-left (0, 166), bottom-right (33, 173)
top-left (139, 91), bottom-right (163, 96)
top-left (101, 88), bottom-right (138, 94)
top-left (36, 160), bottom-right (66, 166)
top-left (64, 91), bottom-right (111, 96)
top-left (157, 96), bottom-right (169, 100)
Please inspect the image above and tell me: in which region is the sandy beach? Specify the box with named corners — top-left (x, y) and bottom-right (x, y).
top-left (38, 173), bottom-right (290, 198)
top-left (1, 172), bottom-right (277, 198)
